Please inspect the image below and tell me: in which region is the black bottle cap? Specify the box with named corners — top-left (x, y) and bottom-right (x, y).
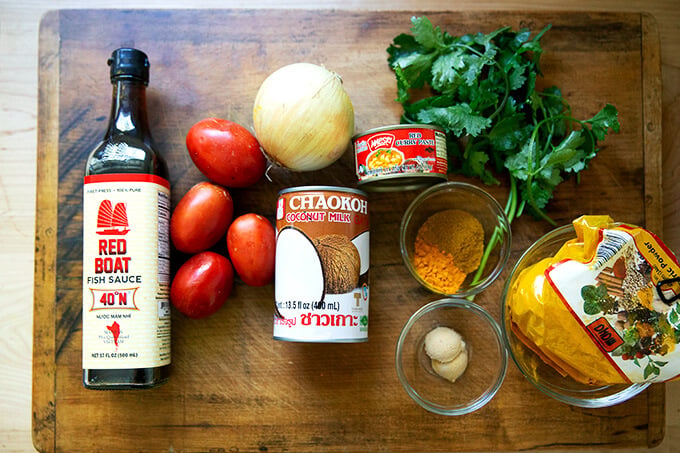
top-left (108, 48), bottom-right (150, 84)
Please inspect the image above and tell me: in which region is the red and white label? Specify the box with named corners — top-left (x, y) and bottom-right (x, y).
top-left (82, 174), bottom-right (171, 369)
top-left (353, 126), bottom-right (447, 181)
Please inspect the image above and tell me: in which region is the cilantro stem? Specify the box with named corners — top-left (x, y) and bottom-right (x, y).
top-left (470, 230), bottom-right (499, 287)
top-left (505, 175), bottom-right (519, 223)
top-left (521, 115), bottom-right (558, 225)
top-left (521, 111), bottom-right (600, 226)
top-left (525, 174), bottom-right (558, 226)
top-left (388, 20), bottom-right (619, 292)
top-left (470, 176), bottom-right (517, 289)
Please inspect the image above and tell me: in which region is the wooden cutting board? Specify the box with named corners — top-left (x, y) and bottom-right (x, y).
top-left (34, 9), bottom-right (664, 452)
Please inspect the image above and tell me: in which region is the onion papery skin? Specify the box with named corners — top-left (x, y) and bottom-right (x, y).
top-left (253, 63), bottom-right (355, 172)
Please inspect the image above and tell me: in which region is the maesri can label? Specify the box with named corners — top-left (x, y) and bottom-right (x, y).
top-left (274, 186), bottom-right (370, 342)
top-left (353, 125), bottom-right (447, 191)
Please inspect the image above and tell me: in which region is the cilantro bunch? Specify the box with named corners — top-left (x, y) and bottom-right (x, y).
top-left (387, 17), bottom-right (620, 226)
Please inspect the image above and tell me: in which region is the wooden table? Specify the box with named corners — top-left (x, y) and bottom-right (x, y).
top-left (32, 7), bottom-right (666, 452)
top-left (2, 1), bottom-right (680, 452)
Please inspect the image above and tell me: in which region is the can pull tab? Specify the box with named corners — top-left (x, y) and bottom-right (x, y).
top-left (656, 277), bottom-right (680, 305)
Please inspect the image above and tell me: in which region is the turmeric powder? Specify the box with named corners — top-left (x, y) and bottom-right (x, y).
top-left (413, 238), bottom-right (467, 293)
top-left (412, 209), bottom-right (485, 294)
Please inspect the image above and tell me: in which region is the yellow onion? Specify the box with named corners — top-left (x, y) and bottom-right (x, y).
top-left (253, 63), bottom-right (355, 172)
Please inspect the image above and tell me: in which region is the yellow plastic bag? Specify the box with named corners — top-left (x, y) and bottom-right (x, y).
top-left (508, 215), bottom-right (680, 385)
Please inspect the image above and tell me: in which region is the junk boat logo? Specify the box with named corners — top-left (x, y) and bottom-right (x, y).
top-left (96, 200), bottom-right (130, 235)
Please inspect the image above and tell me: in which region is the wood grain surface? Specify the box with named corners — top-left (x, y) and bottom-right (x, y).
top-left (33, 8), bottom-right (665, 453)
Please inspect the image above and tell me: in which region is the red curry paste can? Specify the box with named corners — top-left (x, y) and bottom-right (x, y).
top-left (353, 124), bottom-right (448, 191)
top-left (274, 186), bottom-right (370, 342)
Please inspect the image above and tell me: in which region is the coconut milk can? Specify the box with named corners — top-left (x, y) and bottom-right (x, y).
top-left (274, 186), bottom-right (370, 342)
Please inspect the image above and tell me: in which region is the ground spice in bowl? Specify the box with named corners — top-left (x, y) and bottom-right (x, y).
top-left (412, 209), bottom-right (484, 294)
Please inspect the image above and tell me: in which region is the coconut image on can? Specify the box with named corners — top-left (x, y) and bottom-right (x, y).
top-left (274, 186), bottom-right (370, 342)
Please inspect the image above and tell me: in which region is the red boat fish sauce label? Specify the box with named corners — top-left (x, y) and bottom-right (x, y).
top-left (353, 125), bottom-right (448, 191)
top-left (82, 173), bottom-right (172, 369)
top-left (274, 186), bottom-right (370, 342)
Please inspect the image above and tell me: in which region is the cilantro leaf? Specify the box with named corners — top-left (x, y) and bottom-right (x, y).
top-left (587, 104), bottom-right (621, 140)
top-left (542, 131), bottom-right (587, 173)
top-left (415, 103), bottom-right (492, 137)
top-left (523, 180), bottom-right (553, 212)
top-left (430, 50), bottom-right (466, 93)
top-left (410, 16), bottom-right (447, 50)
top-left (488, 113), bottom-right (528, 152)
top-left (387, 17), bottom-right (620, 272)
top-left (389, 50), bottom-right (436, 102)
top-left (465, 148), bottom-right (496, 184)
top-left (504, 141), bottom-right (535, 181)
top-left (393, 66), bottom-right (412, 104)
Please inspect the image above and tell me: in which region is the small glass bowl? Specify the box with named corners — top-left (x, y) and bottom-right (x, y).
top-left (501, 224), bottom-right (650, 408)
top-left (400, 181), bottom-right (511, 298)
top-left (395, 298), bottom-right (508, 415)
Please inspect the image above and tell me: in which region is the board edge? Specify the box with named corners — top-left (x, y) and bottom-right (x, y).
top-left (32, 9), bottom-right (61, 453)
top-left (640, 10), bottom-right (666, 448)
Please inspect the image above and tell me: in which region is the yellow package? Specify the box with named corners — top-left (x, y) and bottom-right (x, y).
top-left (508, 215), bottom-right (680, 385)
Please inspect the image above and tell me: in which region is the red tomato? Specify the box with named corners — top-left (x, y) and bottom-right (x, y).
top-left (170, 181), bottom-right (233, 254)
top-left (170, 251), bottom-right (234, 319)
top-left (227, 213), bottom-right (276, 286)
top-left (186, 118), bottom-right (266, 187)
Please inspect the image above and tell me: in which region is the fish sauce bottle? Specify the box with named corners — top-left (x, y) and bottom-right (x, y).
top-left (82, 48), bottom-right (171, 389)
